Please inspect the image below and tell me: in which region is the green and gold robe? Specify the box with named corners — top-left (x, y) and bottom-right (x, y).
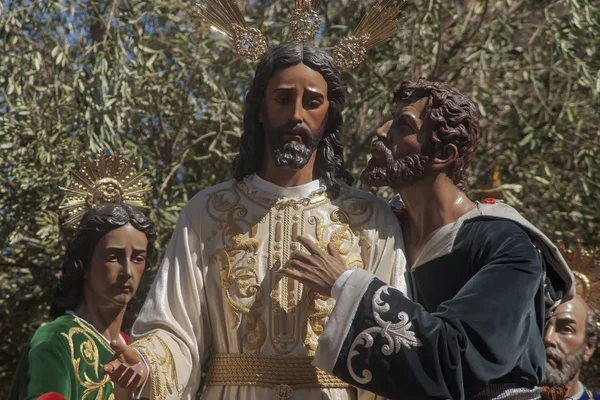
top-left (9, 314), bottom-right (119, 400)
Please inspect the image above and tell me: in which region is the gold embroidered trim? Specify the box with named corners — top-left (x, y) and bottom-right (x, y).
top-left (206, 354), bottom-right (349, 389)
top-left (132, 335), bottom-right (181, 400)
top-left (61, 319), bottom-right (114, 399)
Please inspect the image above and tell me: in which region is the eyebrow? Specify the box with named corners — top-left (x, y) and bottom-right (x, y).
top-left (400, 112), bottom-right (419, 128)
top-left (102, 246), bottom-right (147, 252)
top-left (555, 314), bottom-right (578, 324)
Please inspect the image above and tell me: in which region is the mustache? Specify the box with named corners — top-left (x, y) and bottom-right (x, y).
top-left (545, 347), bottom-right (564, 368)
top-left (371, 139), bottom-right (395, 164)
top-left (277, 123), bottom-right (311, 139)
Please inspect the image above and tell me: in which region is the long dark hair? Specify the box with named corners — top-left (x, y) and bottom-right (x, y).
top-left (394, 78), bottom-right (481, 192)
top-left (50, 203), bottom-right (156, 318)
top-left (233, 42), bottom-right (354, 195)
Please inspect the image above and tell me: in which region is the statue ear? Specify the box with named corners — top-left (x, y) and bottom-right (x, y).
top-left (432, 144), bottom-right (458, 170)
top-left (583, 340), bottom-right (596, 362)
top-left (74, 259), bottom-right (88, 280)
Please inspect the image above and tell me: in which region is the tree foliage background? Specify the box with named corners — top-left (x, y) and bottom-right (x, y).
top-left (1, 0), bottom-right (599, 395)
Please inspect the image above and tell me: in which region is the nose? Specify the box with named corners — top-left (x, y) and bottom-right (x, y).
top-left (291, 97), bottom-right (304, 124)
top-left (543, 324), bottom-right (557, 348)
top-left (121, 259), bottom-right (133, 279)
top-left (375, 120), bottom-right (394, 140)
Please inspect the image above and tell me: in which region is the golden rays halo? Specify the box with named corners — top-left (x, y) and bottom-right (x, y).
top-left (190, 0), bottom-right (407, 70)
top-left (556, 239), bottom-right (600, 328)
top-left (192, 0), bottom-right (268, 60)
top-left (333, 0), bottom-right (407, 70)
top-left (290, 0), bottom-right (322, 43)
top-left (59, 153), bottom-right (151, 227)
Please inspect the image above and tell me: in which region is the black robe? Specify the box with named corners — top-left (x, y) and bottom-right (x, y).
top-left (313, 202), bottom-right (574, 400)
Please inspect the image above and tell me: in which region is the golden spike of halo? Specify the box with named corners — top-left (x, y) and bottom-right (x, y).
top-left (192, 0), bottom-right (268, 61)
top-left (556, 239), bottom-right (600, 328)
top-left (290, 0), bottom-right (322, 43)
top-left (333, 0), bottom-right (406, 70)
top-left (59, 153), bottom-right (152, 228)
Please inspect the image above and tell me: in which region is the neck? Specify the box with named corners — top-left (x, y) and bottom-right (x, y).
top-left (566, 373), bottom-right (582, 399)
top-left (395, 174), bottom-right (475, 258)
top-left (73, 297), bottom-right (127, 342)
top-left (258, 153), bottom-right (317, 187)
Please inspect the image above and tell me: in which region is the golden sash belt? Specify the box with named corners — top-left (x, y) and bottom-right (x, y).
top-left (206, 353), bottom-right (349, 395)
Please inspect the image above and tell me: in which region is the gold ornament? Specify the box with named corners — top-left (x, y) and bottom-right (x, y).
top-left (333, 0), bottom-right (406, 70)
top-left (289, 0), bottom-right (322, 43)
top-left (191, 0), bottom-right (406, 69)
top-left (59, 153), bottom-right (151, 227)
top-left (193, 0), bottom-right (268, 61)
top-left (557, 240), bottom-right (600, 328)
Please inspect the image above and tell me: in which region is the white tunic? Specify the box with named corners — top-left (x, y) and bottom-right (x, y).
top-left (131, 175), bottom-right (406, 399)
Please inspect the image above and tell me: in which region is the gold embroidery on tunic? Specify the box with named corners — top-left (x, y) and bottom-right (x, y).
top-left (132, 335), bottom-right (181, 400)
top-left (242, 310), bottom-right (267, 352)
top-left (303, 290), bottom-right (334, 354)
top-left (208, 184), bottom-right (263, 321)
top-left (206, 179), bottom-right (377, 356)
top-left (61, 319), bottom-right (114, 399)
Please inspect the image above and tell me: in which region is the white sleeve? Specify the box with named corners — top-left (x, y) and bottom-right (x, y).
top-left (130, 208), bottom-right (211, 399)
top-left (331, 269), bottom-right (355, 300)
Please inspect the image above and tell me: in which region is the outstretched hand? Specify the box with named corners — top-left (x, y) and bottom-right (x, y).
top-left (277, 236), bottom-right (347, 297)
top-left (103, 340), bottom-right (147, 393)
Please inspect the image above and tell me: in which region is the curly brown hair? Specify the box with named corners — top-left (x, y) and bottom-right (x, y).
top-left (394, 78), bottom-right (481, 191)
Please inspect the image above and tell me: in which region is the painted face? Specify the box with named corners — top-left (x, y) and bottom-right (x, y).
top-left (260, 63), bottom-right (330, 170)
top-left (84, 223), bottom-right (148, 308)
top-left (360, 97), bottom-right (433, 188)
top-left (542, 295), bottom-right (590, 386)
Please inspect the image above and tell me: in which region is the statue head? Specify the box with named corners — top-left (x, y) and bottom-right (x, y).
top-left (233, 42), bottom-right (353, 194)
top-left (542, 295), bottom-right (598, 387)
top-left (361, 78), bottom-right (481, 191)
top-left (51, 203), bottom-right (156, 317)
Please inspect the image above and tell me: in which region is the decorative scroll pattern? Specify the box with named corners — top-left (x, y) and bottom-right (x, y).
top-left (61, 318), bottom-right (114, 399)
top-left (347, 285), bottom-right (421, 384)
top-left (132, 335), bottom-right (182, 400)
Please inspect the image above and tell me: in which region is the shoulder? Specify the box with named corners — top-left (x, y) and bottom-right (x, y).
top-left (460, 217), bottom-right (532, 243)
top-left (186, 179), bottom-right (236, 206)
top-left (28, 316), bottom-right (74, 350)
top-left (336, 184), bottom-right (397, 218)
top-left (458, 218), bottom-right (541, 271)
top-left (181, 179), bottom-right (236, 217)
top-left (334, 185), bottom-right (400, 233)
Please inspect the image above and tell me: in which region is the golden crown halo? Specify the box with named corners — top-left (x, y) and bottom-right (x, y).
top-left (192, 0), bottom-right (406, 69)
top-left (290, 0), bottom-right (322, 43)
top-left (59, 153), bottom-right (151, 227)
top-left (332, 0), bottom-right (406, 69)
top-left (193, 0), bottom-right (268, 60)
top-left (557, 240), bottom-right (600, 328)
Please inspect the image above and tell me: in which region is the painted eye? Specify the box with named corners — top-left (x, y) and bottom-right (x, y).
top-left (134, 256), bottom-right (146, 263)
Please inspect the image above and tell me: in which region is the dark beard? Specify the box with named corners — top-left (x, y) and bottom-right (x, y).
top-left (360, 139), bottom-right (430, 187)
top-left (541, 345), bottom-right (586, 386)
top-left (265, 121), bottom-right (325, 170)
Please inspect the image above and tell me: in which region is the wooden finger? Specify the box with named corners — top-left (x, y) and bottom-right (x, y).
top-left (289, 250), bottom-right (319, 266)
top-left (125, 372), bottom-right (143, 390)
top-left (297, 236), bottom-right (325, 256)
top-left (327, 242), bottom-right (343, 260)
